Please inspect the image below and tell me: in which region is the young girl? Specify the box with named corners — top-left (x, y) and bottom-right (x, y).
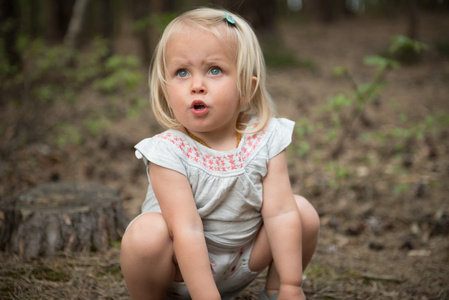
top-left (120, 7), bottom-right (319, 300)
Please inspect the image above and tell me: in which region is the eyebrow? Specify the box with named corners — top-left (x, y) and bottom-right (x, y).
top-left (167, 55), bottom-right (229, 67)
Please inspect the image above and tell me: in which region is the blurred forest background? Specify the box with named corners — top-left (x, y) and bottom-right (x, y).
top-left (1, 0), bottom-right (449, 299)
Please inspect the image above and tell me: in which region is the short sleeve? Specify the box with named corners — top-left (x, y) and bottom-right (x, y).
top-left (135, 137), bottom-right (187, 177)
top-left (266, 118), bottom-right (295, 159)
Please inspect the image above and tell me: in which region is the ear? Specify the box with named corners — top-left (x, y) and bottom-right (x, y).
top-left (240, 76), bottom-right (258, 108)
top-left (251, 76), bottom-right (258, 95)
top-left (247, 76), bottom-right (258, 103)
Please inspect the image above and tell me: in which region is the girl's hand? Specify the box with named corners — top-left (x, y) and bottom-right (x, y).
top-left (277, 285), bottom-right (306, 300)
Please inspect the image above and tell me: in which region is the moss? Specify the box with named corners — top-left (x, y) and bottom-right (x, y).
top-left (30, 265), bottom-right (70, 281)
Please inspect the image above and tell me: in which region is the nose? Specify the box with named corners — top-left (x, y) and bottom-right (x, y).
top-left (191, 75), bottom-right (206, 94)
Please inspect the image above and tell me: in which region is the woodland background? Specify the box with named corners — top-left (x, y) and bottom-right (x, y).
top-left (1, 0), bottom-right (449, 299)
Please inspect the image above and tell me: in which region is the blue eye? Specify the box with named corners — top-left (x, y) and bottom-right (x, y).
top-left (177, 69), bottom-right (188, 78)
top-left (209, 67), bottom-right (222, 76)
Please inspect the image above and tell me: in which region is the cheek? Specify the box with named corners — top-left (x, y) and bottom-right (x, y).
top-left (166, 86), bottom-right (181, 107)
top-left (222, 79), bottom-right (240, 97)
top-left (167, 98), bottom-right (180, 115)
top-left (228, 85), bottom-right (242, 106)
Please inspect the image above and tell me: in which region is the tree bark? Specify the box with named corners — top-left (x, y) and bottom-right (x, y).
top-left (0, 0), bottom-right (21, 72)
top-left (45, 0), bottom-right (67, 41)
top-left (1, 182), bottom-right (128, 259)
top-left (101, 0), bottom-right (114, 56)
top-left (230, 0), bottom-right (277, 35)
top-left (64, 0), bottom-right (91, 48)
top-left (131, 0), bottom-right (151, 65)
top-left (408, 0), bottom-right (419, 40)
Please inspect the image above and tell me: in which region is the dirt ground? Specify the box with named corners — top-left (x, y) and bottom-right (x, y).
top-left (1, 11), bottom-right (449, 300)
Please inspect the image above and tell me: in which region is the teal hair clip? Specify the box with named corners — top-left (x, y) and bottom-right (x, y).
top-left (225, 12), bottom-right (236, 25)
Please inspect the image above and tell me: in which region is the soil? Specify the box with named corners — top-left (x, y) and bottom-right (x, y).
top-left (1, 11), bottom-right (449, 300)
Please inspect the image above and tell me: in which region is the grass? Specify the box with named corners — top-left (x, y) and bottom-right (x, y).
top-left (0, 249), bottom-right (128, 300)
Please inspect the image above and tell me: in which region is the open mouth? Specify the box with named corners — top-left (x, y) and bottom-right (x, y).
top-left (191, 100), bottom-right (209, 116)
top-left (191, 100), bottom-right (208, 111)
top-left (193, 103), bottom-right (206, 111)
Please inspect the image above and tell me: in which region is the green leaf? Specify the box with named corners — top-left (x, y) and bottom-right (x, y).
top-left (328, 93), bottom-right (352, 110)
top-left (398, 113), bottom-right (408, 123)
top-left (84, 115), bottom-right (111, 137)
top-left (389, 35), bottom-right (428, 55)
top-left (55, 123), bottom-right (82, 147)
top-left (364, 55), bottom-right (399, 70)
top-left (333, 66), bottom-right (348, 77)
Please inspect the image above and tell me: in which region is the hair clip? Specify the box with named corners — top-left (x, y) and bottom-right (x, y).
top-left (225, 12), bottom-right (236, 25)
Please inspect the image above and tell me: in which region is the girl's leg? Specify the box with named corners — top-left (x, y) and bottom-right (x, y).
top-left (120, 212), bottom-right (177, 300)
top-left (249, 195), bottom-right (320, 297)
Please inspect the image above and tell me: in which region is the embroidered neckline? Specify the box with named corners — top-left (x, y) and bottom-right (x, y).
top-left (156, 128), bottom-right (266, 172)
top-left (184, 120), bottom-right (243, 149)
top-left (184, 128), bottom-right (242, 149)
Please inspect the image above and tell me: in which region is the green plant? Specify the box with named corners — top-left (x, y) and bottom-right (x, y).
top-left (327, 54), bottom-right (399, 158)
top-left (393, 182), bottom-right (411, 196)
top-left (387, 34), bottom-right (428, 64)
top-left (261, 39), bottom-right (315, 69)
top-left (94, 55), bottom-right (142, 94)
top-left (293, 117), bottom-right (314, 157)
top-left (84, 115), bottom-right (112, 138)
top-left (325, 161), bottom-right (354, 189)
top-left (289, 35), bottom-right (439, 199)
top-left (435, 38), bottom-right (449, 57)
top-left (0, 37), bottom-right (145, 155)
top-left (133, 12), bottom-right (178, 35)
top-left (93, 54), bottom-right (146, 119)
top-left (54, 123), bottom-right (83, 147)
top-left (319, 35), bottom-right (428, 159)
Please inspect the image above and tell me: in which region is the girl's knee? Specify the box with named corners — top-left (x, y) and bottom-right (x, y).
top-left (294, 195), bottom-right (319, 268)
top-left (121, 213), bottom-right (173, 259)
top-left (294, 195), bottom-right (320, 234)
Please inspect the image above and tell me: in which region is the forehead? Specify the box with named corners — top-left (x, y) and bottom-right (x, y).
top-left (165, 23), bottom-right (238, 58)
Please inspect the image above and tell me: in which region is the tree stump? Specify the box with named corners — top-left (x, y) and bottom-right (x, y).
top-left (0, 182), bottom-right (128, 258)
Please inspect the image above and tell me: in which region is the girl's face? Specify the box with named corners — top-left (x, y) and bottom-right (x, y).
top-left (164, 26), bottom-right (241, 137)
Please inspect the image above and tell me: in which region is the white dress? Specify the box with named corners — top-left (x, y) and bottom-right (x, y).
top-left (134, 117), bottom-right (295, 252)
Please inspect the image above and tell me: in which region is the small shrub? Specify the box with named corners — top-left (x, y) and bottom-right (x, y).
top-left (0, 37), bottom-right (145, 154)
top-left (262, 39), bottom-right (315, 69)
top-left (387, 34), bottom-right (428, 64)
top-left (435, 38), bottom-right (449, 57)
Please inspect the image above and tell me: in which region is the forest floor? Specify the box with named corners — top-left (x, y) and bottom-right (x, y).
top-left (1, 11), bottom-right (449, 300)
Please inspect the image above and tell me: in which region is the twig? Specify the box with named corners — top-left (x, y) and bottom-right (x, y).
top-left (361, 272), bottom-right (404, 283)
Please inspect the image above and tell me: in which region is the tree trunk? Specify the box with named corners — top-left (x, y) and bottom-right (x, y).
top-left (0, 0), bottom-right (21, 72)
top-left (230, 0), bottom-right (277, 35)
top-left (408, 0), bottom-right (419, 40)
top-left (45, 0), bottom-right (64, 41)
top-left (1, 182), bottom-right (128, 259)
top-left (303, 0), bottom-right (347, 22)
top-left (64, 0), bottom-right (91, 48)
top-left (131, 0), bottom-right (151, 65)
top-left (101, 0), bottom-right (114, 56)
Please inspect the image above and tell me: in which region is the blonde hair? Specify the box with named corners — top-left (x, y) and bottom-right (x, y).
top-left (149, 7), bottom-right (275, 133)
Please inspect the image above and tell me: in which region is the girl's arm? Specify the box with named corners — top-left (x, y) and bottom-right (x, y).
top-left (262, 150), bottom-right (304, 300)
top-left (149, 163), bottom-right (220, 300)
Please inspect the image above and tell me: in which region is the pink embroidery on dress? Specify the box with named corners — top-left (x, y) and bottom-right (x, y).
top-left (210, 260), bottom-right (217, 275)
top-left (156, 130), bottom-right (266, 171)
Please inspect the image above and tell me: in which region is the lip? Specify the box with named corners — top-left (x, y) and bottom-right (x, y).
top-left (190, 100), bottom-right (209, 116)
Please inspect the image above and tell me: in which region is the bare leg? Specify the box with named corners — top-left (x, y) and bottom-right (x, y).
top-left (249, 195), bottom-right (320, 297)
top-left (120, 213), bottom-right (177, 300)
